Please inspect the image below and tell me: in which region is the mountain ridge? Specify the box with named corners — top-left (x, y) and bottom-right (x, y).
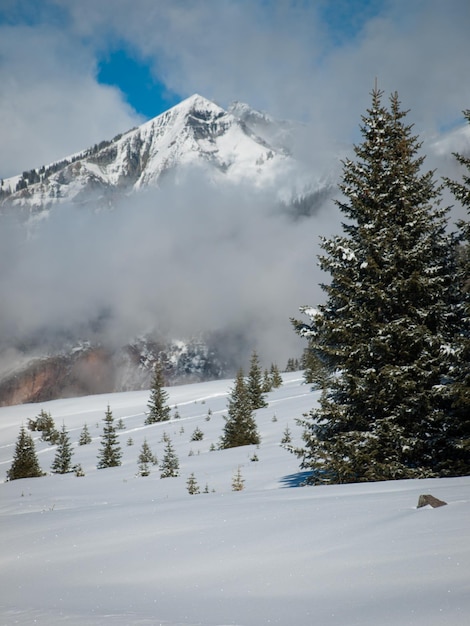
top-left (0, 94), bottom-right (317, 215)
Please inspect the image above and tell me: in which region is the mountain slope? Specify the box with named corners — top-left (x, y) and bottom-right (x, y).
top-left (0, 94), bottom-right (315, 213)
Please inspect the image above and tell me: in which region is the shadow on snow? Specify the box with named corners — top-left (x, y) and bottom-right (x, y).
top-left (279, 471), bottom-right (313, 488)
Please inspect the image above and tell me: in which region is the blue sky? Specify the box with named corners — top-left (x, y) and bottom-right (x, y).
top-left (97, 48), bottom-right (180, 118)
top-left (0, 0), bottom-right (469, 177)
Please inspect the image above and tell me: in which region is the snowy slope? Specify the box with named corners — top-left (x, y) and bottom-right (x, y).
top-left (0, 95), bottom-right (313, 212)
top-left (1, 373), bottom-right (469, 626)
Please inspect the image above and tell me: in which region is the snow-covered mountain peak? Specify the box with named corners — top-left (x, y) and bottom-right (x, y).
top-left (173, 93), bottom-right (225, 116)
top-left (1, 93), bottom-right (312, 212)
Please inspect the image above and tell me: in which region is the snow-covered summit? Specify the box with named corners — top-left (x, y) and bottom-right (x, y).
top-left (0, 94), bottom-right (311, 212)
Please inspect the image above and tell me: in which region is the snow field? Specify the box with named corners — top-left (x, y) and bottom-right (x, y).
top-left (0, 373), bottom-right (469, 626)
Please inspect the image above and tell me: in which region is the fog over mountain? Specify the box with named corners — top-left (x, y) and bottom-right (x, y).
top-left (0, 93), bottom-right (467, 405)
top-left (0, 95), bottom-right (341, 403)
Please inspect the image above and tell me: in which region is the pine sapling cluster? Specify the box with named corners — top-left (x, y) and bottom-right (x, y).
top-left (28, 409), bottom-right (59, 444)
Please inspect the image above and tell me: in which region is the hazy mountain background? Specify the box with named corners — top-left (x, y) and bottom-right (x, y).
top-left (0, 93), bottom-right (468, 406)
top-left (0, 95), bottom-right (340, 404)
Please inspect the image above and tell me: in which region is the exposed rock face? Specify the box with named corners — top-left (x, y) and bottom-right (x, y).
top-left (0, 337), bottom-right (228, 406)
top-left (0, 347), bottom-right (115, 406)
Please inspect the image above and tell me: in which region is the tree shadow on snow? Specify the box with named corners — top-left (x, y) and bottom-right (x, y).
top-left (279, 471), bottom-right (313, 488)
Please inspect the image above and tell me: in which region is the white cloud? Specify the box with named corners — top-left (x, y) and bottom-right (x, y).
top-left (0, 23), bottom-right (142, 178)
top-left (0, 170), bottom-right (340, 366)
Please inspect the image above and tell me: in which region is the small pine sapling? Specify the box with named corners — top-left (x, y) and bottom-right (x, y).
top-left (7, 426), bottom-right (44, 481)
top-left (270, 363), bottom-right (283, 388)
top-left (232, 466), bottom-right (245, 491)
top-left (220, 368), bottom-right (260, 449)
top-left (51, 424), bottom-right (74, 474)
top-left (281, 425), bottom-right (292, 445)
top-left (262, 369), bottom-right (273, 393)
top-left (160, 438), bottom-right (180, 478)
top-left (137, 439), bottom-right (158, 476)
top-left (247, 350), bottom-right (268, 409)
top-left (73, 464), bottom-right (85, 477)
top-left (186, 472), bottom-right (200, 495)
top-left (78, 423), bottom-right (92, 445)
top-left (97, 405), bottom-right (122, 469)
top-left (145, 361), bottom-right (171, 424)
top-left (191, 426), bottom-right (204, 441)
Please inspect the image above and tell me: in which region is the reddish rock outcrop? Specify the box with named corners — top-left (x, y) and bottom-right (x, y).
top-left (0, 347), bottom-right (115, 406)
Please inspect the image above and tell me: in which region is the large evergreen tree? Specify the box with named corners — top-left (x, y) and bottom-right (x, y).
top-left (220, 369), bottom-right (260, 449)
top-left (444, 110), bottom-right (470, 465)
top-left (51, 424), bottom-right (74, 474)
top-left (145, 361), bottom-right (171, 424)
top-left (7, 426), bottom-right (44, 481)
top-left (97, 405), bottom-right (122, 469)
top-left (293, 89), bottom-right (457, 483)
top-left (247, 350), bottom-right (268, 410)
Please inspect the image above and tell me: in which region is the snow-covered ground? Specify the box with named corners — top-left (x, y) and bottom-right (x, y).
top-left (0, 373), bottom-right (469, 626)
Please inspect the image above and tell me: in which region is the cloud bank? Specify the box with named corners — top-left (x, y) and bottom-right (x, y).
top-left (0, 173), bottom-right (342, 368)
